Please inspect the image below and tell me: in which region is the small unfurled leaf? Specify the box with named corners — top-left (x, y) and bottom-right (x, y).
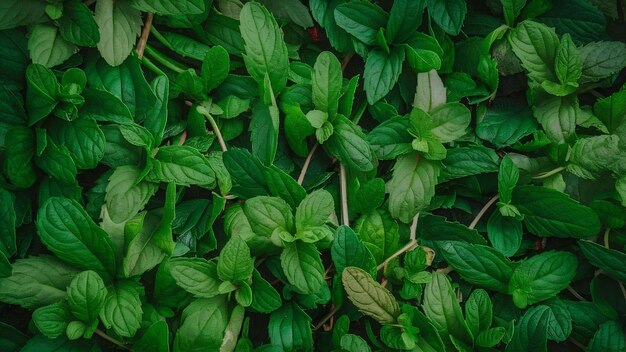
top-left (342, 266), bottom-right (399, 324)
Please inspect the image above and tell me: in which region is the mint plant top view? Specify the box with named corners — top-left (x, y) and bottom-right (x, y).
top-left (0, 0), bottom-right (626, 351)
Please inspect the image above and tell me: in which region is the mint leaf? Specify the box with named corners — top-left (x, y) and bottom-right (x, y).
top-left (509, 251), bottom-right (577, 308)
top-left (342, 267), bottom-right (399, 324)
top-left (512, 185), bottom-right (601, 238)
top-left (509, 20), bottom-right (559, 82)
top-left (334, 1), bottom-right (388, 46)
top-left (578, 240), bottom-right (626, 282)
top-left (440, 241), bottom-right (515, 294)
top-left (36, 197), bottom-right (117, 279)
top-left (280, 241), bottom-right (325, 294)
top-left (94, 0), bottom-right (141, 66)
top-left (217, 236), bottom-right (254, 282)
top-left (67, 270), bottom-right (107, 323)
top-left (427, 0), bottom-right (467, 36)
top-left (240, 2), bottom-right (289, 93)
top-left (312, 51), bottom-right (342, 117)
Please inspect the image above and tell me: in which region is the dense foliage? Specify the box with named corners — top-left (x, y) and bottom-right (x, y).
top-left (1, 0), bottom-right (626, 351)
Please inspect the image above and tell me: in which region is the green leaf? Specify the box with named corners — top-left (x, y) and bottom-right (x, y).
top-left (243, 196), bottom-right (293, 237)
top-left (35, 137), bottom-right (78, 184)
top-left (123, 212), bottom-right (168, 277)
top-left (129, 0), bottom-right (205, 15)
top-left (99, 280), bottom-right (142, 338)
top-left (366, 116), bottom-right (413, 160)
top-left (0, 0), bottom-right (46, 30)
top-left (427, 0), bottom-right (467, 35)
top-left (310, 0), bottom-right (352, 53)
top-left (280, 241), bottom-right (325, 294)
top-left (406, 46), bottom-right (442, 73)
top-left (440, 241), bottom-right (515, 293)
top-left (465, 289), bottom-right (493, 338)
top-left (59, 0), bottom-right (100, 46)
top-left (3, 126), bottom-right (37, 188)
top-left (0, 189), bottom-right (16, 260)
top-left (268, 303), bottom-right (313, 351)
top-left (46, 118), bottom-right (106, 169)
top-left (66, 270), bottom-right (107, 322)
top-left (544, 299), bottom-right (572, 342)
top-left (0, 256), bottom-right (79, 309)
top-left (105, 165), bottom-right (158, 224)
top-left (80, 88), bottom-right (134, 125)
top-left (331, 226), bottom-right (377, 276)
top-left (312, 51), bottom-right (342, 117)
top-left (354, 209), bottom-right (400, 263)
top-left (217, 236), bottom-right (254, 282)
top-left (487, 212), bottom-right (523, 257)
top-left (365, 47), bottom-right (405, 105)
top-left (532, 94), bottom-right (579, 144)
top-left (32, 302), bottom-right (72, 338)
top-left (505, 305), bottom-right (550, 352)
top-left (334, 1), bottom-right (388, 46)
top-left (240, 2), bottom-right (289, 93)
top-left (201, 45), bottom-right (229, 93)
top-left (536, 0), bottom-right (606, 44)
top-left (173, 297), bottom-right (228, 351)
top-left (341, 334), bottom-right (372, 352)
top-left (250, 270), bottom-right (281, 313)
top-left (147, 145), bottom-right (216, 186)
top-left (264, 166), bottom-right (306, 209)
top-left (325, 115), bottom-right (376, 172)
top-left (579, 41), bottom-right (626, 83)
top-left (501, 0), bottom-right (526, 26)
top-left (134, 321), bottom-right (169, 352)
top-left (555, 33), bottom-right (582, 86)
top-left (476, 97), bottom-right (537, 147)
top-left (28, 24), bottom-right (76, 67)
top-left (223, 147), bottom-right (269, 199)
top-left (593, 90), bottom-right (626, 134)
top-left (295, 189), bottom-right (334, 230)
top-left (508, 20), bottom-right (559, 82)
top-left (94, 0), bottom-right (142, 66)
top-left (26, 64), bottom-right (58, 125)
top-left (387, 0), bottom-right (426, 44)
top-left (167, 258), bottom-right (222, 298)
top-left (429, 102), bottom-right (471, 143)
top-left (387, 153), bottom-right (440, 223)
top-left (249, 101), bottom-right (279, 165)
top-left (498, 156), bottom-right (519, 204)
top-left (512, 185), bottom-right (601, 238)
top-left (342, 266), bottom-right (399, 324)
top-left (423, 272), bottom-right (473, 347)
top-left (567, 135), bottom-right (620, 180)
top-left (441, 145), bottom-right (499, 179)
top-left (509, 251), bottom-right (577, 309)
top-left (586, 321), bottom-right (626, 352)
top-left (414, 69), bottom-right (446, 112)
top-left (578, 240), bottom-right (626, 282)
top-left (36, 197), bottom-right (117, 280)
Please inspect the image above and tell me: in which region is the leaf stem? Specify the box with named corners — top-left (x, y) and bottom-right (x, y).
top-left (313, 304), bottom-right (340, 331)
top-left (95, 329), bottom-right (130, 351)
top-left (198, 108), bottom-right (228, 152)
top-left (297, 143), bottom-right (318, 185)
top-left (339, 163), bottom-right (349, 226)
top-left (603, 228), bottom-right (611, 249)
top-left (468, 194), bottom-right (499, 230)
top-left (135, 13), bottom-right (154, 59)
top-left (144, 45), bottom-right (186, 74)
top-left (149, 26), bottom-right (174, 52)
top-left (568, 337), bottom-right (586, 351)
top-left (567, 286), bottom-right (587, 301)
top-left (140, 55), bottom-right (167, 76)
top-left (377, 214), bottom-right (420, 272)
top-left (532, 166), bottom-right (565, 179)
